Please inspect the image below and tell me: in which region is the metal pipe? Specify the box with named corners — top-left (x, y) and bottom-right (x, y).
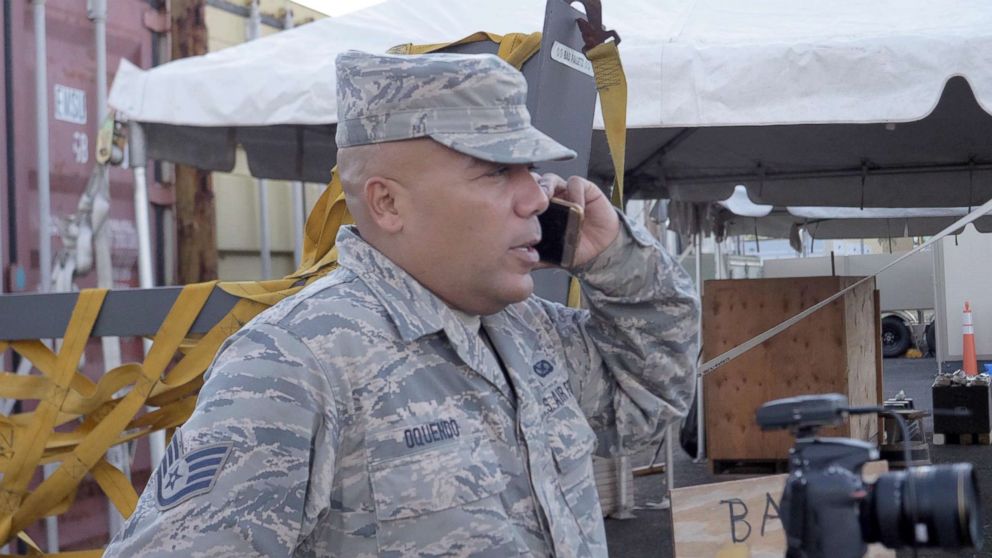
top-left (133, 166), bottom-right (153, 287)
top-left (129, 121), bottom-right (166, 466)
top-left (246, 0), bottom-right (261, 40)
top-left (92, 0), bottom-right (107, 123)
top-left (694, 233), bottom-right (706, 462)
top-left (258, 179), bottom-right (271, 278)
top-left (0, 132), bottom-right (4, 291)
top-left (130, 123), bottom-right (154, 291)
top-left (714, 238), bottom-right (724, 279)
top-left (613, 455), bottom-right (634, 519)
top-left (245, 0), bottom-right (270, 278)
top-left (283, 0), bottom-right (294, 29)
top-left (3, 0), bottom-right (15, 284)
top-left (283, 5), bottom-right (304, 269)
top-left (43, 462), bottom-right (58, 552)
top-left (292, 182), bottom-right (304, 268)
top-left (33, 0), bottom-right (50, 293)
top-left (34, 1), bottom-right (57, 549)
top-left (932, 242), bottom-right (946, 371)
top-left (666, 422), bottom-right (675, 496)
top-left (207, 0), bottom-right (286, 29)
top-left (89, 0), bottom-right (130, 536)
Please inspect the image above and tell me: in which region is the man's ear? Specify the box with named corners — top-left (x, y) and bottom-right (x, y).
top-left (363, 176), bottom-right (404, 233)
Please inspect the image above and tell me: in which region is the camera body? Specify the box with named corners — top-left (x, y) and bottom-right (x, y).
top-left (758, 394), bottom-right (982, 558)
top-left (779, 436), bottom-right (877, 557)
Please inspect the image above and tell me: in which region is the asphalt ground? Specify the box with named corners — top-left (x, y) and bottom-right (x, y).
top-left (604, 357), bottom-right (992, 557)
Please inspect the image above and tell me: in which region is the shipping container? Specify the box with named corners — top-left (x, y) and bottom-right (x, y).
top-left (1, 0), bottom-right (158, 551)
top-left (0, 0), bottom-right (333, 552)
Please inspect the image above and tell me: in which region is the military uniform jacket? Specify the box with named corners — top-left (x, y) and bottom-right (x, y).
top-left (106, 212), bottom-right (699, 558)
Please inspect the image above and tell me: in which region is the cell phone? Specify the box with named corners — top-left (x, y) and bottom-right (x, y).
top-left (536, 198), bottom-right (583, 267)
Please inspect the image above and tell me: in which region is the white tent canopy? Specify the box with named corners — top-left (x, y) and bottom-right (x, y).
top-left (712, 185), bottom-right (992, 238)
top-left (109, 0), bottom-right (992, 207)
top-left (724, 212), bottom-right (992, 240)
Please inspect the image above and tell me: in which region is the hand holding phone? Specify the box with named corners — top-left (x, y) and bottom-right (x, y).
top-left (536, 198), bottom-right (584, 267)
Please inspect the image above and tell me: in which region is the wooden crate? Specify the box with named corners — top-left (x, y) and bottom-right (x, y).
top-left (703, 277), bottom-right (881, 470)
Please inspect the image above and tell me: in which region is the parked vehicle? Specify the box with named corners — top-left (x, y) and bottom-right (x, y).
top-left (881, 310), bottom-right (936, 358)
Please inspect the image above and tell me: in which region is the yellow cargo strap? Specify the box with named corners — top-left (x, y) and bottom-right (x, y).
top-left (0, 279), bottom-right (329, 554)
top-left (388, 31), bottom-right (542, 70)
top-left (0, 30), bottom-right (627, 557)
top-left (586, 40), bottom-right (627, 208)
top-left (569, 39), bottom-right (627, 308)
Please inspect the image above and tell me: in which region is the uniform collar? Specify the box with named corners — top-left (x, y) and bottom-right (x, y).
top-left (335, 227), bottom-right (507, 390)
top-left (336, 226), bottom-right (450, 342)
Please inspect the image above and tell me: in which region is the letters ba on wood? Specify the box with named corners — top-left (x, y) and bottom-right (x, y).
top-left (670, 472), bottom-right (894, 558)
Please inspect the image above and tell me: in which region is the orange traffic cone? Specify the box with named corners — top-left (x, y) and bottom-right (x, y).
top-left (963, 301), bottom-right (978, 376)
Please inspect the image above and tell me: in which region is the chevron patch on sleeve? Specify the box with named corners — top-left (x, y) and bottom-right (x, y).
top-left (155, 431), bottom-right (233, 511)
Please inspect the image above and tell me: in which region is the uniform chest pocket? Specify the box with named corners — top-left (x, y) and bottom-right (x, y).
top-left (540, 378), bottom-right (597, 480)
top-left (546, 409), bottom-right (597, 485)
top-left (367, 431), bottom-right (508, 521)
top-left (366, 432), bottom-right (523, 556)
top-left (545, 408), bottom-right (603, 545)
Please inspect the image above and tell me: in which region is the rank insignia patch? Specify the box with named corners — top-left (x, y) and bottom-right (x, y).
top-left (155, 431), bottom-right (233, 510)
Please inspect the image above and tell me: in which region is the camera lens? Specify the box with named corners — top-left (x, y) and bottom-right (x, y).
top-left (863, 463), bottom-right (982, 549)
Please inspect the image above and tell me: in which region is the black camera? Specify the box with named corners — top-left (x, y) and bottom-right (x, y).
top-left (757, 394), bottom-right (982, 558)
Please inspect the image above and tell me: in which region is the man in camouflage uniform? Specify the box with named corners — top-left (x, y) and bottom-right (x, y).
top-left (106, 50), bottom-right (699, 557)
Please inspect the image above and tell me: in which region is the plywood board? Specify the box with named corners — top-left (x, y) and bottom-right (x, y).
top-left (671, 466), bottom-right (893, 558)
top-left (703, 277), bottom-right (880, 462)
top-left (845, 279), bottom-right (881, 441)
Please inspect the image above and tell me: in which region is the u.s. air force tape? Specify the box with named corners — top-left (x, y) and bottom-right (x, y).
top-left (700, 196), bottom-right (992, 377)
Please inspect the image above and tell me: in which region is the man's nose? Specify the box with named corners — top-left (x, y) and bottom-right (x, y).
top-left (514, 167), bottom-right (550, 218)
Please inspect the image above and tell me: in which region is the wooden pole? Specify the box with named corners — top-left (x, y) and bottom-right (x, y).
top-left (170, 0), bottom-right (217, 283)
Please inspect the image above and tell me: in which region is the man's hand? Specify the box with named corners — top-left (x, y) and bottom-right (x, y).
top-left (534, 173), bottom-right (621, 268)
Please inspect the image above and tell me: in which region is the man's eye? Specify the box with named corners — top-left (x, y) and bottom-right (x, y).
top-left (486, 166), bottom-right (511, 178)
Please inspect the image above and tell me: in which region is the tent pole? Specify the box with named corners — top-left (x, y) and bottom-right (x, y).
top-left (283, 3), bottom-right (305, 268)
top-left (714, 237), bottom-right (724, 279)
top-left (258, 179), bottom-right (271, 278)
top-left (245, 0), bottom-right (270, 278)
top-left (33, 1), bottom-right (58, 549)
top-left (129, 121), bottom-right (167, 469)
top-left (130, 126), bottom-right (155, 294)
top-left (89, 0), bottom-right (132, 538)
top-left (33, 0), bottom-right (50, 293)
top-left (694, 233), bottom-right (705, 462)
top-left (665, 421), bottom-right (675, 496)
top-left (292, 182), bottom-right (304, 267)
top-left (932, 241), bottom-right (946, 372)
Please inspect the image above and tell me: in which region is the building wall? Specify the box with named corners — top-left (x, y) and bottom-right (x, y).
top-left (936, 225), bottom-right (992, 361)
top-left (205, 1), bottom-right (331, 281)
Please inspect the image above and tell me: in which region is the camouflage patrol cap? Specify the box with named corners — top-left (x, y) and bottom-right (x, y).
top-left (335, 50), bottom-right (577, 164)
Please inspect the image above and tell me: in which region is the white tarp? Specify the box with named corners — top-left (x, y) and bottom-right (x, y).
top-left (109, 0), bottom-right (992, 128)
top-left (109, 0), bottom-right (992, 207)
top-left (111, 0), bottom-right (992, 129)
